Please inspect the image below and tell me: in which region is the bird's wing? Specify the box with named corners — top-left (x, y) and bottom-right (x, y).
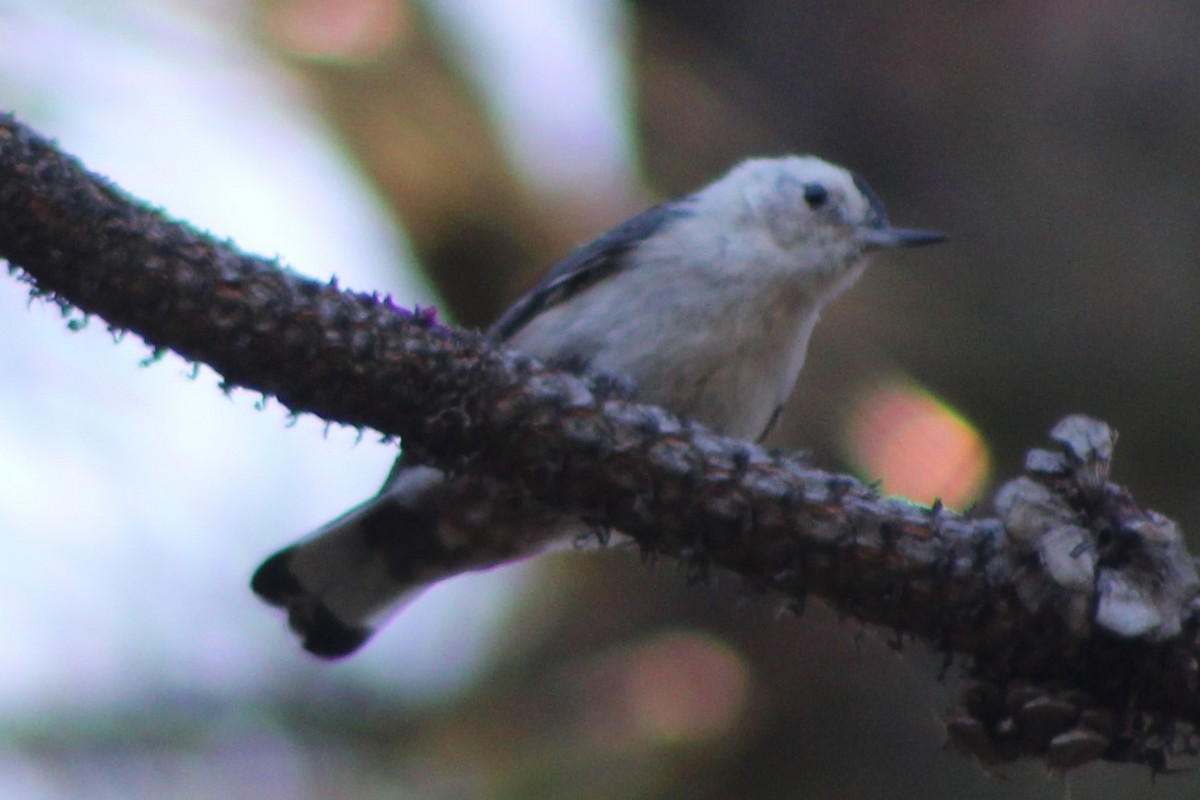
top-left (488, 199), bottom-right (693, 342)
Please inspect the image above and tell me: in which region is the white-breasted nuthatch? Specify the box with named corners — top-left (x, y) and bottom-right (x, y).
top-left (252, 155), bottom-right (946, 657)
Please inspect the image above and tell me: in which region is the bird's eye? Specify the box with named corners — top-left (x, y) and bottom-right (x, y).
top-left (802, 183), bottom-right (828, 210)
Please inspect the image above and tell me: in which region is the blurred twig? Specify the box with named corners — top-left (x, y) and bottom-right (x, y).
top-left (2, 114), bottom-right (1199, 770)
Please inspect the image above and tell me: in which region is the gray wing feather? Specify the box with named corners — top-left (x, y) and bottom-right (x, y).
top-left (489, 199), bottom-right (694, 342)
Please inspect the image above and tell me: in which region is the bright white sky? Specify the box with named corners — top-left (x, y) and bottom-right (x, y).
top-left (0, 0), bottom-right (634, 719)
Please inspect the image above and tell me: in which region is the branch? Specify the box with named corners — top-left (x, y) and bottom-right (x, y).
top-left (2, 114), bottom-right (1199, 770)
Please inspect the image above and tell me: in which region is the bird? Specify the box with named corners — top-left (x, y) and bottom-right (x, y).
top-left (251, 155), bottom-right (946, 658)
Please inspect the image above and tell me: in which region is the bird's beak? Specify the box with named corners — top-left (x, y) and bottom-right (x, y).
top-left (859, 227), bottom-right (948, 250)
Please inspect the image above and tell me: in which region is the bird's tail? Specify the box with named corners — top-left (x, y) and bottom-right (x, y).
top-left (251, 464), bottom-right (457, 658)
top-left (252, 463), bottom-right (574, 658)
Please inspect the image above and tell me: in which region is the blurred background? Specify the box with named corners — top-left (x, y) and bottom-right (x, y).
top-left (1, 0), bottom-right (1199, 797)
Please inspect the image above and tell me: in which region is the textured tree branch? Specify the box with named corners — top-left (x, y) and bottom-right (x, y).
top-left (2, 114), bottom-right (1199, 769)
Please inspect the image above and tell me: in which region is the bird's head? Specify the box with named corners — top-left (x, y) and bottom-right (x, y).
top-left (699, 155), bottom-right (946, 286)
